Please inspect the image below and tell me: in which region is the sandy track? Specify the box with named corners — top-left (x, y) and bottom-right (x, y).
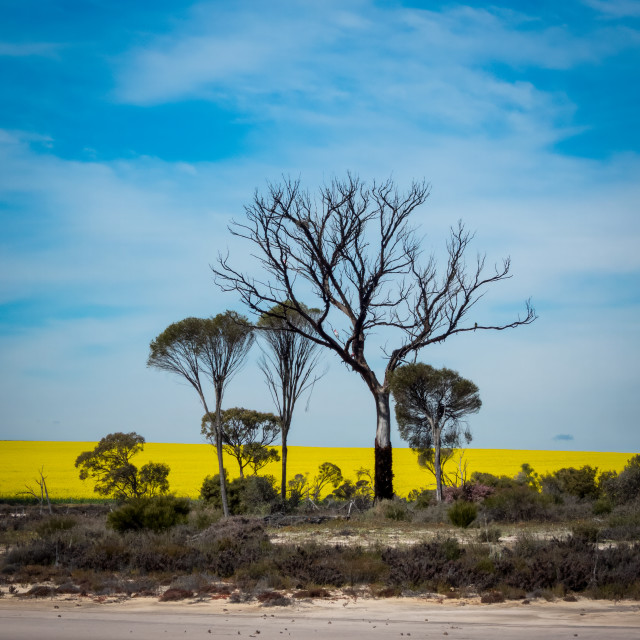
top-left (0, 597), bottom-right (638, 640)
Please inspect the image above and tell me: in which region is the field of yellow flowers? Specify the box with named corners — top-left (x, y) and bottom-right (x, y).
top-left (0, 441), bottom-right (633, 500)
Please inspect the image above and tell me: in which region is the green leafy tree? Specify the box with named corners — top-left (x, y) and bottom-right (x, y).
top-left (148, 312), bottom-right (254, 517)
top-left (541, 465), bottom-right (599, 500)
top-left (390, 363), bottom-right (481, 502)
top-left (258, 302), bottom-right (324, 500)
top-left (75, 432), bottom-right (170, 500)
top-left (310, 462), bottom-right (343, 501)
top-left (214, 175), bottom-right (534, 500)
top-left (600, 455), bottom-right (640, 504)
top-left (202, 407), bottom-right (281, 478)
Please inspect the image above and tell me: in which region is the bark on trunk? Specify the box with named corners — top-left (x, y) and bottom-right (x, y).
top-left (214, 390), bottom-right (230, 518)
top-left (434, 427), bottom-right (443, 502)
top-left (281, 436), bottom-right (288, 501)
top-left (374, 391), bottom-right (394, 501)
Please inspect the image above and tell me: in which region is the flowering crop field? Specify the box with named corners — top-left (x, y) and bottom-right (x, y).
top-left (0, 440), bottom-right (634, 500)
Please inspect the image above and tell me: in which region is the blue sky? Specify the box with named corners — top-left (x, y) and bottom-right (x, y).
top-left (1, 0), bottom-right (639, 452)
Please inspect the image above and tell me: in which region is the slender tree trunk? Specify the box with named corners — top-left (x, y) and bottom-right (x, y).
top-left (280, 428), bottom-right (288, 501)
top-left (434, 427), bottom-right (443, 502)
top-left (374, 390), bottom-right (394, 501)
top-left (214, 390), bottom-right (230, 517)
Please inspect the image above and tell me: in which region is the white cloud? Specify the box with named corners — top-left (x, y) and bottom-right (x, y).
top-left (2, 2), bottom-right (639, 450)
top-left (584, 0), bottom-right (640, 18)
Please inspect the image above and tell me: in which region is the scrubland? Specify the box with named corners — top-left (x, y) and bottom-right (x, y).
top-left (1, 443), bottom-right (638, 607)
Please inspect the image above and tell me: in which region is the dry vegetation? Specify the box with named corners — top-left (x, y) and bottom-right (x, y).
top-left (1, 487), bottom-right (639, 607)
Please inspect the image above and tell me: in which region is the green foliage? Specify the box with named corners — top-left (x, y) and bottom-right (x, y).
top-left (407, 488), bottom-right (433, 509)
top-left (331, 468), bottom-right (374, 508)
top-left (310, 462), bottom-right (343, 500)
top-left (389, 363), bottom-right (480, 451)
top-left (470, 471), bottom-right (519, 489)
top-left (448, 500), bottom-right (477, 528)
top-left (75, 432), bottom-right (170, 500)
top-left (593, 498), bottom-right (613, 515)
top-left (200, 473), bottom-right (278, 515)
top-left (148, 313), bottom-right (254, 376)
top-left (202, 407), bottom-right (281, 477)
top-left (541, 465), bottom-right (599, 500)
top-left (600, 455), bottom-right (640, 505)
top-left (35, 516), bottom-right (77, 537)
top-left (390, 363), bottom-right (479, 501)
top-left (381, 500), bottom-right (411, 521)
top-left (483, 485), bottom-right (555, 522)
top-left (286, 473), bottom-right (308, 505)
top-left (477, 526), bottom-right (502, 543)
top-left (107, 496), bottom-right (191, 533)
top-left (514, 463), bottom-right (540, 490)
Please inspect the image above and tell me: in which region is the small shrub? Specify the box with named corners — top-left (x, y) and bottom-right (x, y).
top-left (382, 500), bottom-right (411, 522)
top-left (448, 501), bottom-right (477, 528)
top-left (482, 486), bottom-right (553, 522)
top-left (407, 489), bottom-right (432, 509)
top-left (35, 516), bottom-right (77, 537)
top-left (592, 498), bottom-right (613, 515)
top-left (443, 483), bottom-right (494, 503)
top-left (480, 590), bottom-right (505, 603)
top-left (293, 588), bottom-right (331, 599)
top-left (477, 527), bottom-right (501, 543)
top-left (571, 523), bottom-right (600, 543)
top-left (107, 496), bottom-right (191, 533)
top-left (160, 588), bottom-right (193, 601)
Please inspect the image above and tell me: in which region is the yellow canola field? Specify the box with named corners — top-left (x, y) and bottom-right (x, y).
top-left (0, 440), bottom-right (634, 500)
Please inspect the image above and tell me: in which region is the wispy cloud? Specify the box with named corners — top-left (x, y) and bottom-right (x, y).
top-left (1, 1), bottom-right (639, 449)
top-left (584, 0), bottom-right (640, 18)
top-left (0, 41), bottom-right (61, 57)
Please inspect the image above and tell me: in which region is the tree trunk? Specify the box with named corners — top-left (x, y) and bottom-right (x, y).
top-left (374, 391), bottom-right (394, 501)
top-left (434, 427), bottom-right (443, 502)
top-left (281, 431), bottom-right (288, 501)
top-left (213, 389), bottom-right (230, 518)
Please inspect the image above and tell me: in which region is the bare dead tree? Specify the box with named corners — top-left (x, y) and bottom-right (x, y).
top-left (213, 175), bottom-right (536, 500)
top-left (258, 303), bottom-right (324, 500)
top-left (23, 466), bottom-right (52, 515)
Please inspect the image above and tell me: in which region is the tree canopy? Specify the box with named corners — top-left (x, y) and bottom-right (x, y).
top-left (202, 407), bottom-right (281, 478)
top-left (148, 312), bottom-right (254, 516)
top-left (75, 432), bottom-right (170, 500)
top-left (390, 363), bottom-right (481, 501)
top-left (258, 301), bottom-right (323, 498)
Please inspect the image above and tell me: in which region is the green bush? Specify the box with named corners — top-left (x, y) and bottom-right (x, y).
top-left (541, 466), bottom-right (599, 500)
top-left (470, 471), bottom-right (519, 490)
top-left (448, 500), bottom-right (477, 528)
top-left (483, 485), bottom-right (554, 522)
top-left (600, 455), bottom-right (640, 505)
top-left (36, 516), bottom-right (77, 537)
top-left (107, 496), bottom-right (191, 533)
top-left (407, 489), bottom-right (433, 509)
top-left (592, 498), bottom-right (613, 515)
top-left (382, 500), bottom-right (411, 521)
top-left (200, 474), bottom-right (278, 515)
top-left (477, 526), bottom-right (501, 543)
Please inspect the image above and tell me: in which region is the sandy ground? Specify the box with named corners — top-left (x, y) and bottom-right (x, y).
top-left (0, 596), bottom-right (638, 640)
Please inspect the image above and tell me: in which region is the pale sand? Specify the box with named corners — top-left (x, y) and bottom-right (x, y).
top-left (0, 596), bottom-right (638, 640)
